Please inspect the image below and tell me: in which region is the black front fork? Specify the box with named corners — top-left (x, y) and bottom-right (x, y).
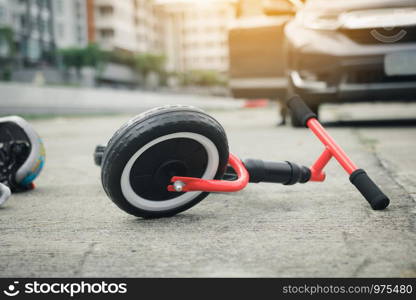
top-left (224, 159), bottom-right (311, 185)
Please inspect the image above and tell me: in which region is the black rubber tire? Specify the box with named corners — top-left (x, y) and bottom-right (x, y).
top-left (101, 105), bottom-right (229, 218)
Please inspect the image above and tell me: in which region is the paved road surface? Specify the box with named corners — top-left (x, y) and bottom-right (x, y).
top-left (0, 82), bottom-right (243, 115)
top-left (0, 105), bottom-right (415, 277)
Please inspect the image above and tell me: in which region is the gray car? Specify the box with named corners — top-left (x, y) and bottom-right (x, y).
top-left (284, 0), bottom-right (416, 125)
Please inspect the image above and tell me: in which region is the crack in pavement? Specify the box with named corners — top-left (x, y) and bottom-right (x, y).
top-left (345, 129), bottom-right (416, 276)
top-left (75, 242), bottom-right (97, 277)
top-left (353, 128), bottom-right (416, 237)
top-left (352, 257), bottom-right (371, 277)
top-left (353, 129), bottom-right (415, 203)
top-left (342, 231), bottom-right (373, 277)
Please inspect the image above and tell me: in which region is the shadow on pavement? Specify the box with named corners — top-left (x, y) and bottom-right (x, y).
top-left (322, 118), bottom-right (416, 128)
top-left (125, 212), bottom-right (217, 226)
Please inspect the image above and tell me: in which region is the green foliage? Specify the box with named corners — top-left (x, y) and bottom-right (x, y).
top-left (179, 70), bottom-right (227, 87)
top-left (91, 50), bottom-right (166, 78)
top-left (0, 26), bottom-right (15, 57)
top-left (0, 27), bottom-right (15, 81)
top-left (83, 44), bottom-right (106, 68)
top-left (58, 43), bottom-right (105, 72)
top-left (107, 50), bottom-right (136, 66)
top-left (1, 68), bottom-right (11, 81)
top-left (135, 53), bottom-right (166, 77)
top-left (58, 44), bottom-right (167, 83)
top-left (59, 47), bottom-right (84, 70)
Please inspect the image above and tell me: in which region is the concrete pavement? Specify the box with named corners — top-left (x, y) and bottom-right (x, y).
top-left (0, 82), bottom-right (243, 116)
top-left (0, 103), bottom-right (415, 277)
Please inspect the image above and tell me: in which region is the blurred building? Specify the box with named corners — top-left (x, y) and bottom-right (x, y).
top-left (52, 0), bottom-right (88, 48)
top-left (90, 0), bottom-right (162, 53)
top-left (228, 0), bottom-right (294, 99)
top-left (156, 0), bottom-right (235, 73)
top-left (0, 0), bottom-right (90, 65)
top-left (0, 0), bottom-right (56, 66)
top-left (0, 0), bottom-right (12, 59)
top-left (136, 0), bottom-right (162, 53)
top-left (0, 0), bottom-right (11, 25)
top-left (235, 0), bottom-right (263, 17)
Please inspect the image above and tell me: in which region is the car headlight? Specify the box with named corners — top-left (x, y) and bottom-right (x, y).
top-left (297, 12), bottom-right (341, 30)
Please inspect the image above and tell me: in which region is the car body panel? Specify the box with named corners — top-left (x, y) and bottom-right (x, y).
top-left (229, 16), bottom-right (291, 99)
top-left (284, 0), bottom-right (416, 106)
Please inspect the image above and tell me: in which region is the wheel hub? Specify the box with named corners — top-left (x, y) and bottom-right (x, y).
top-left (128, 137), bottom-right (208, 201)
top-left (154, 160), bottom-right (188, 188)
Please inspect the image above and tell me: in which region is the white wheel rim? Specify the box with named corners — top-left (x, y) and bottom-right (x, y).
top-left (120, 132), bottom-right (219, 212)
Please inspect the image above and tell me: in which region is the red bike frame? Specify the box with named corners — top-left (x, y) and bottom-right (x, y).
top-left (168, 153), bottom-right (249, 193)
top-left (307, 118), bottom-right (358, 182)
top-left (167, 117), bottom-right (360, 193)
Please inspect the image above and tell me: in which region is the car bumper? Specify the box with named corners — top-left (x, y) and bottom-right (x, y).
top-left (285, 22), bottom-right (416, 104)
top-left (229, 77), bottom-right (287, 99)
top-left (290, 71), bottom-right (416, 104)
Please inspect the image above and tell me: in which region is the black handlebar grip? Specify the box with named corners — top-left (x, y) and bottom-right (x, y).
top-left (350, 169), bottom-right (390, 210)
top-left (286, 95), bottom-right (317, 127)
top-left (244, 159), bottom-right (310, 185)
